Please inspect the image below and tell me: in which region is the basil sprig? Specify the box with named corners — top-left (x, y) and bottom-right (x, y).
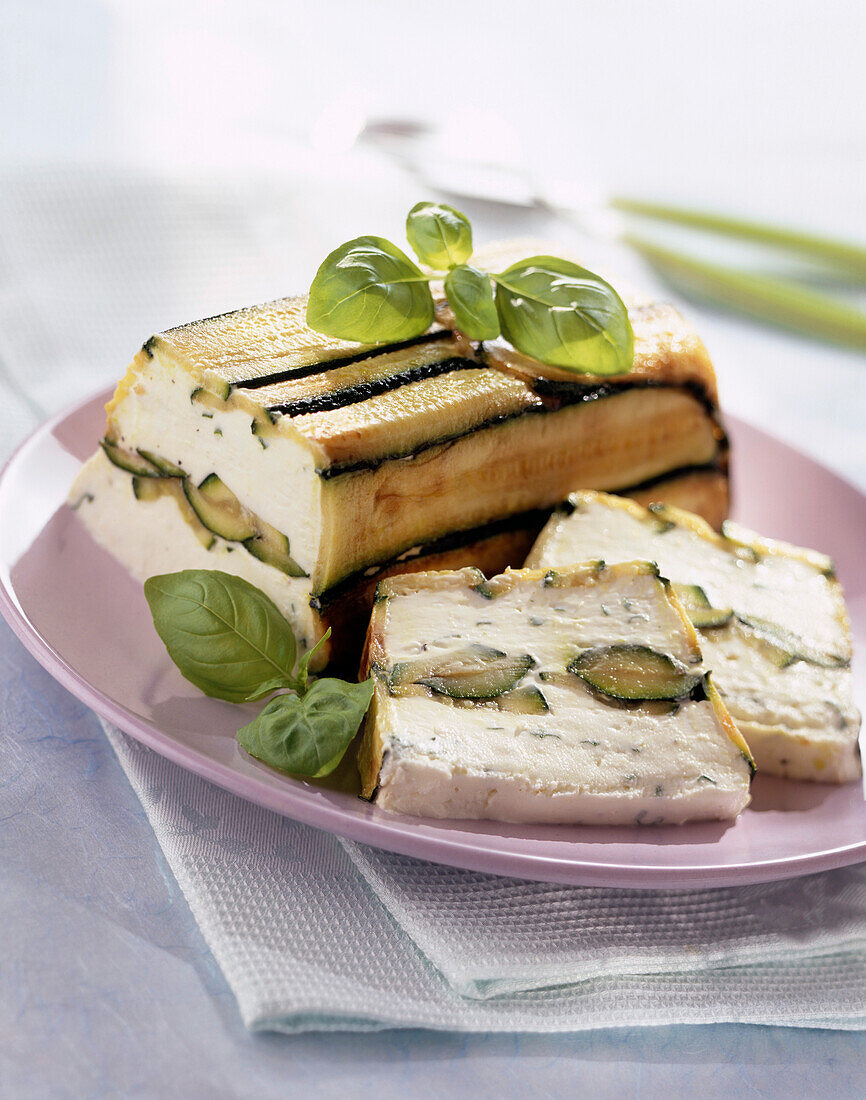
top-left (144, 570), bottom-right (373, 777)
top-left (306, 201), bottom-right (634, 376)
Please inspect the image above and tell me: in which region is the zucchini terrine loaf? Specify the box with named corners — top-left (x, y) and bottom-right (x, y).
top-left (68, 243), bottom-right (729, 670)
top-left (358, 561), bottom-right (754, 823)
top-left (528, 490), bottom-right (861, 783)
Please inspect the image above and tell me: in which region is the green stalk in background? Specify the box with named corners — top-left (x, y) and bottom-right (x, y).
top-left (625, 234), bottom-right (866, 351)
top-left (613, 199), bottom-right (866, 284)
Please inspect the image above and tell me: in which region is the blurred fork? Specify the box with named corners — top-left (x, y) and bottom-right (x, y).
top-left (354, 114), bottom-right (866, 350)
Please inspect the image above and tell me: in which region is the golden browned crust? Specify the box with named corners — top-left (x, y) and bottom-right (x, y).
top-left (357, 678), bottom-right (387, 799)
top-left (703, 676), bottom-right (756, 774)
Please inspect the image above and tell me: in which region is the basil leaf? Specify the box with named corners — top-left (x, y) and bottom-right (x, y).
top-left (306, 236), bottom-right (434, 344)
top-left (444, 264), bottom-right (500, 340)
top-left (493, 256), bottom-right (634, 375)
top-left (144, 570), bottom-right (297, 704)
top-left (237, 677), bottom-right (375, 777)
top-left (406, 201), bottom-right (473, 270)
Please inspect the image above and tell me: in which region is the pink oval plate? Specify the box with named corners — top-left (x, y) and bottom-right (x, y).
top-left (1, 388), bottom-right (864, 888)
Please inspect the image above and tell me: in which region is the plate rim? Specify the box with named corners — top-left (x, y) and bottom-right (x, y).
top-left (1, 386), bottom-right (864, 889)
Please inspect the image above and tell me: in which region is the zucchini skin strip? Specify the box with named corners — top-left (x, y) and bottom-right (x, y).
top-left (317, 381), bottom-right (722, 479)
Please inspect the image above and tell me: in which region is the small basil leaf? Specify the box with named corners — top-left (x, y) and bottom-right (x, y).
top-left (295, 627), bottom-right (332, 694)
top-left (444, 264), bottom-right (500, 340)
top-left (406, 201), bottom-right (473, 270)
top-left (237, 677), bottom-right (375, 777)
top-left (493, 256), bottom-right (634, 375)
top-left (144, 570), bottom-right (297, 704)
top-left (306, 236), bottom-right (434, 344)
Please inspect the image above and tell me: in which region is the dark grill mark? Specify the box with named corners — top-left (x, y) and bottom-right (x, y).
top-left (267, 356), bottom-right (478, 417)
top-left (602, 457), bottom-right (730, 497)
top-left (230, 329), bottom-right (453, 390)
top-left (530, 376), bottom-right (718, 417)
top-left (310, 508), bottom-right (553, 610)
top-left (529, 377), bottom-right (621, 404)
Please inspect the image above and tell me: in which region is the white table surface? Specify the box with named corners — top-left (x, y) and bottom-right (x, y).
top-left (2, 1), bottom-right (866, 1095)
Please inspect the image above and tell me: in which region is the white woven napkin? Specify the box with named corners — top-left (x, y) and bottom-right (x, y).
top-left (99, 720), bottom-right (866, 1033)
top-left (342, 841), bottom-right (866, 1000)
top-left (4, 165), bottom-right (866, 1035)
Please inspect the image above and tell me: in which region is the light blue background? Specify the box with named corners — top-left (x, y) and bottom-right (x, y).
top-left (2, 1), bottom-right (866, 1094)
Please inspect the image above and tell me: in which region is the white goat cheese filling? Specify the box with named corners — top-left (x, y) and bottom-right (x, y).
top-left (362, 564), bottom-right (752, 824)
top-left (529, 492), bottom-right (861, 782)
top-left (69, 450), bottom-right (323, 662)
top-left (108, 357), bottom-right (322, 576)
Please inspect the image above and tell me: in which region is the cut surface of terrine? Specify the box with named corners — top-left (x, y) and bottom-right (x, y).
top-left (528, 490), bottom-right (861, 783)
top-left (68, 241), bottom-right (729, 669)
top-left (359, 562), bottom-right (753, 824)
